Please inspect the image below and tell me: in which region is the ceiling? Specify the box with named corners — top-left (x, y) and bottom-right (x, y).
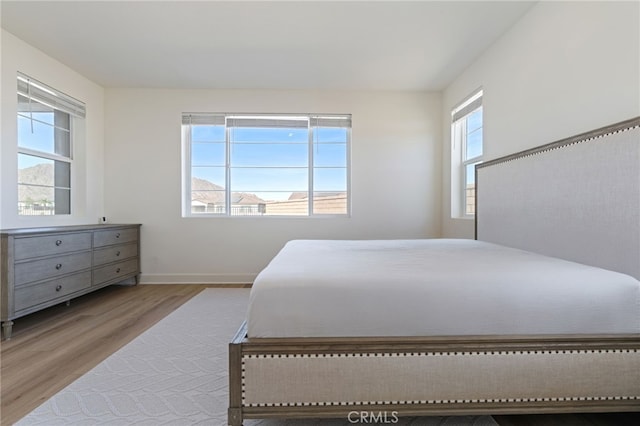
top-left (1, 1), bottom-right (536, 91)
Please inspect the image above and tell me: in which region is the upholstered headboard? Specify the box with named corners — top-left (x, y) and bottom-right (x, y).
top-left (476, 117), bottom-right (640, 280)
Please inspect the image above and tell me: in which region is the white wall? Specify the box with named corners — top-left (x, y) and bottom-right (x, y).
top-left (1, 30), bottom-right (105, 229)
top-left (442, 1), bottom-right (640, 238)
top-left (104, 89), bottom-right (442, 283)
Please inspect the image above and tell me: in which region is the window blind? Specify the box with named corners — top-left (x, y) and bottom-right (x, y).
top-left (182, 114), bottom-right (225, 125)
top-left (310, 116), bottom-right (352, 128)
top-left (182, 114), bottom-right (352, 129)
top-left (227, 116), bottom-right (308, 129)
top-left (452, 92), bottom-right (482, 122)
top-left (17, 72), bottom-right (86, 118)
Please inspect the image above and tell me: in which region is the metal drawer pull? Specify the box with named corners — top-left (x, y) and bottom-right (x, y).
top-left (55, 285), bottom-right (62, 292)
top-left (116, 268), bottom-right (121, 273)
top-left (55, 263), bottom-right (63, 270)
top-left (55, 240), bottom-right (63, 246)
top-left (116, 251), bottom-right (121, 257)
top-left (116, 233), bottom-right (120, 238)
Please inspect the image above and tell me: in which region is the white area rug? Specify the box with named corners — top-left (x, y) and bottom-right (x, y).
top-left (17, 288), bottom-right (497, 425)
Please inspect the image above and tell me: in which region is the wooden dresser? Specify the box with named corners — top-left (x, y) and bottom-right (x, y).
top-left (0, 224), bottom-right (141, 339)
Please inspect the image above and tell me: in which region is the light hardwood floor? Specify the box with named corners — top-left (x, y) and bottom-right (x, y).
top-left (0, 283), bottom-right (244, 425)
top-left (1, 284), bottom-right (638, 425)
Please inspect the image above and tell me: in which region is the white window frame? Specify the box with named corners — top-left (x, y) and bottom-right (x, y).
top-left (451, 89), bottom-right (483, 218)
top-left (181, 113), bottom-right (351, 218)
top-left (16, 72), bottom-right (85, 216)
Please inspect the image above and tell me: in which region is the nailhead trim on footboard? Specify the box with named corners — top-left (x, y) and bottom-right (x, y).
top-left (241, 349), bottom-right (640, 408)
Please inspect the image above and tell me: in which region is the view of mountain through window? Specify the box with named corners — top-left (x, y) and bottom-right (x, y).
top-left (16, 73), bottom-right (85, 216)
top-left (182, 114), bottom-right (350, 216)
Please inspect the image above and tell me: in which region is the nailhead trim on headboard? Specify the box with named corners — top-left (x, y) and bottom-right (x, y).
top-left (476, 117), bottom-right (640, 170)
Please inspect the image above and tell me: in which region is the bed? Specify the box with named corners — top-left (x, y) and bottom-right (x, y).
top-left (228, 117), bottom-right (640, 425)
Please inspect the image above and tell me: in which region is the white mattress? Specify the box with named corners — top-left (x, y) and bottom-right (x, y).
top-left (247, 239), bottom-right (640, 338)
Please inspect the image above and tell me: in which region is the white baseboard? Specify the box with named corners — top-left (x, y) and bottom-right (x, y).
top-left (139, 273), bottom-right (256, 285)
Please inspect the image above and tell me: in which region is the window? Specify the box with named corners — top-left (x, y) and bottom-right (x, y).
top-left (17, 72), bottom-right (85, 215)
top-left (451, 90), bottom-right (483, 217)
top-left (182, 113), bottom-right (350, 217)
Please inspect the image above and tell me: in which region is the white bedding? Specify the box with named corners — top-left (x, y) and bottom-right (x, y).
top-left (247, 239), bottom-right (640, 338)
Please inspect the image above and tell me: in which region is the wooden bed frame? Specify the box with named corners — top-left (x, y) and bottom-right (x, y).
top-left (228, 117), bottom-right (640, 425)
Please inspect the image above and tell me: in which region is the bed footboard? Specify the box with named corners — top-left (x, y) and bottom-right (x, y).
top-left (228, 322), bottom-right (640, 425)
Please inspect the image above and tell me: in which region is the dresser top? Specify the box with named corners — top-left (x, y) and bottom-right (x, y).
top-left (1, 224), bottom-right (141, 236)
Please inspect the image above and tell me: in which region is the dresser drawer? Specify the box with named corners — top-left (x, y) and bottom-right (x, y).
top-left (15, 252), bottom-right (92, 286)
top-left (14, 271), bottom-right (92, 312)
top-left (94, 228), bottom-right (138, 248)
top-left (1, 224), bottom-right (140, 340)
top-left (93, 243), bottom-right (138, 266)
top-left (93, 258), bottom-right (138, 286)
top-left (14, 232), bottom-right (92, 261)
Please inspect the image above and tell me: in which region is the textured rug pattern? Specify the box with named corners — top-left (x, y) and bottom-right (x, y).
top-left (17, 288), bottom-right (497, 425)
